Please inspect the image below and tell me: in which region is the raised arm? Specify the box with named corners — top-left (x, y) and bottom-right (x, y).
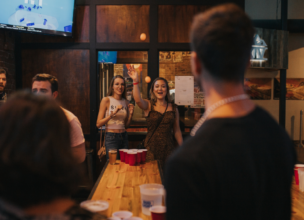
top-left (127, 65), bottom-right (149, 110)
top-left (173, 107), bottom-right (183, 146)
top-left (96, 97), bottom-right (121, 128)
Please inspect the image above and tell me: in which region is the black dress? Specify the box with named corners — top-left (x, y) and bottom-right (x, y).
top-left (144, 102), bottom-right (177, 168)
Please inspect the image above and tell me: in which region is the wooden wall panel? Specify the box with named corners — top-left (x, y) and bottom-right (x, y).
top-left (22, 49), bottom-right (90, 134)
top-left (21, 6), bottom-right (90, 43)
top-left (158, 5), bottom-right (209, 43)
top-left (96, 5), bottom-right (150, 43)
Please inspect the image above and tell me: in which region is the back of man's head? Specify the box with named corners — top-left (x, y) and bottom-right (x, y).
top-left (32, 73), bottom-right (58, 93)
top-left (190, 4), bottom-right (254, 82)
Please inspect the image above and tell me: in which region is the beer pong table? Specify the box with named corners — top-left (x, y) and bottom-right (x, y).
top-left (88, 160), bottom-right (163, 220)
top-left (292, 182), bottom-right (304, 220)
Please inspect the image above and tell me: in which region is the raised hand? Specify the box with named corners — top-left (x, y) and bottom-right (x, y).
top-left (113, 105), bottom-right (123, 115)
top-left (127, 65), bottom-right (139, 83)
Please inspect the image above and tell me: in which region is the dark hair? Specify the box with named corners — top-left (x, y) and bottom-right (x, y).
top-left (0, 91), bottom-right (82, 208)
top-left (150, 77), bottom-right (171, 105)
top-left (0, 68), bottom-right (7, 76)
top-left (32, 73), bottom-right (58, 93)
top-left (107, 75), bottom-right (126, 99)
top-left (190, 3), bottom-right (254, 82)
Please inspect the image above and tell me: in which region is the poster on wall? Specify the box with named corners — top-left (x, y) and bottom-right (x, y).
top-left (274, 78), bottom-right (304, 100)
top-left (172, 52), bottom-right (183, 63)
top-left (159, 51), bottom-right (172, 62)
top-left (244, 78), bottom-right (271, 100)
top-left (191, 81), bottom-right (205, 108)
top-left (175, 76), bottom-right (194, 105)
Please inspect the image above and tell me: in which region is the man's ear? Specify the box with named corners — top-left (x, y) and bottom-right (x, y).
top-left (191, 52), bottom-right (202, 79)
top-left (52, 91), bottom-right (58, 99)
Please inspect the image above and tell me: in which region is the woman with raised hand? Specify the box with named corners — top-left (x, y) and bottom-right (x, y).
top-left (128, 66), bottom-right (183, 168)
top-left (96, 75), bottom-right (134, 159)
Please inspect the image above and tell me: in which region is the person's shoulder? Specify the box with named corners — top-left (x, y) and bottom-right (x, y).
top-left (253, 106), bottom-right (287, 132)
top-left (102, 97), bottom-right (110, 103)
top-left (61, 107), bottom-right (78, 122)
top-left (167, 132), bottom-right (212, 167)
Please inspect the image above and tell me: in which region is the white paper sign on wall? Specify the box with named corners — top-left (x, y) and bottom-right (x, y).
top-left (175, 76), bottom-right (194, 106)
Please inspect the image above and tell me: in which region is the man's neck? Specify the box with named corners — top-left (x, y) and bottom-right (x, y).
top-left (203, 80), bottom-right (255, 119)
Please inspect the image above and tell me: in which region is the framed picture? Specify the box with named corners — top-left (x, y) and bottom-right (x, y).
top-left (244, 78), bottom-right (271, 100)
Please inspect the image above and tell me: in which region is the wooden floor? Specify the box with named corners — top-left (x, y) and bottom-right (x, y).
top-left (292, 183), bottom-right (304, 220)
top-left (89, 160), bottom-right (162, 220)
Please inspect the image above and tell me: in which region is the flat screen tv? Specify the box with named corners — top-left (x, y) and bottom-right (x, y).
top-left (0, 0), bottom-right (76, 37)
top-left (98, 51), bottom-right (118, 64)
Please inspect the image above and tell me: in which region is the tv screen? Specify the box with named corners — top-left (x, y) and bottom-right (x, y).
top-left (98, 51), bottom-right (118, 64)
top-left (0, 0), bottom-right (75, 37)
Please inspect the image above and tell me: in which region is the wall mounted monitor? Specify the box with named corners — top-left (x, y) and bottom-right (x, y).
top-left (98, 51), bottom-right (118, 64)
top-left (0, 0), bottom-right (76, 37)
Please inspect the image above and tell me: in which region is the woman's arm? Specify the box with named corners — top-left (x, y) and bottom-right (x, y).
top-left (96, 97), bottom-right (121, 128)
top-left (173, 107), bottom-right (183, 146)
top-left (127, 65), bottom-right (149, 110)
top-left (125, 102), bottom-right (134, 128)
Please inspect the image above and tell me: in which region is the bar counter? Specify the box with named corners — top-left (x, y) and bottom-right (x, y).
top-left (88, 160), bottom-right (163, 219)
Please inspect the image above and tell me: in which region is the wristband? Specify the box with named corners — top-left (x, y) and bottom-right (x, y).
top-left (133, 82), bottom-right (139, 85)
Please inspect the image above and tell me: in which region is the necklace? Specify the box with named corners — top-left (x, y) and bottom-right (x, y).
top-left (156, 101), bottom-right (167, 107)
top-left (190, 94), bottom-right (249, 136)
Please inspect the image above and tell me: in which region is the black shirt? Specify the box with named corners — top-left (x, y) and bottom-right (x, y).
top-left (164, 106), bottom-right (296, 220)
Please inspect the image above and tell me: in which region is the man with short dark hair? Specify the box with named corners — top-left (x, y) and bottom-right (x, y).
top-left (165, 4), bottom-right (295, 220)
top-left (32, 73), bottom-right (86, 163)
top-left (0, 68), bottom-right (7, 104)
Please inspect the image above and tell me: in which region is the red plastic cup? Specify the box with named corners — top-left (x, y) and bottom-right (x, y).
top-left (128, 151), bottom-right (137, 166)
top-left (124, 150), bottom-right (130, 164)
top-left (295, 164), bottom-right (304, 185)
top-left (150, 206), bottom-right (166, 220)
top-left (141, 149), bottom-right (147, 164)
top-left (136, 150), bottom-right (142, 165)
top-left (119, 149), bottom-right (126, 162)
top-left (295, 168), bottom-right (299, 185)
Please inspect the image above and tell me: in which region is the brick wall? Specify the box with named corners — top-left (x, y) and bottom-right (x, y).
top-left (0, 30), bottom-right (16, 95)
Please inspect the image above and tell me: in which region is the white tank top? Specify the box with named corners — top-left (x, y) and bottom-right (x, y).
top-left (106, 96), bottom-right (128, 129)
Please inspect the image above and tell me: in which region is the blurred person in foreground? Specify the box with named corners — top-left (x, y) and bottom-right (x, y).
top-left (0, 91), bottom-right (106, 220)
top-left (32, 73), bottom-right (86, 163)
top-left (0, 68), bottom-right (7, 105)
top-left (164, 4), bottom-right (296, 220)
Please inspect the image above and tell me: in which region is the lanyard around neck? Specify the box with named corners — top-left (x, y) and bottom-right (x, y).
top-left (190, 94), bottom-right (249, 136)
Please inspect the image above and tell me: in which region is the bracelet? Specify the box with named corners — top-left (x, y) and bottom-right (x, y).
top-left (133, 82), bottom-right (139, 85)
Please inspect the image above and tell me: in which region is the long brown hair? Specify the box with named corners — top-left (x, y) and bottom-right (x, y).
top-left (149, 77), bottom-right (171, 106)
top-left (107, 75), bottom-right (126, 99)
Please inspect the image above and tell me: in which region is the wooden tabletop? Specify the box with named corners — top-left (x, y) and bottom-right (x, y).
top-left (88, 161), bottom-right (304, 219)
top-left (88, 160), bottom-right (163, 220)
top-left (292, 183), bottom-right (304, 220)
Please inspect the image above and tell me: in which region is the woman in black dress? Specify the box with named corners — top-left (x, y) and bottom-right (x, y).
top-left (128, 66), bottom-right (183, 167)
